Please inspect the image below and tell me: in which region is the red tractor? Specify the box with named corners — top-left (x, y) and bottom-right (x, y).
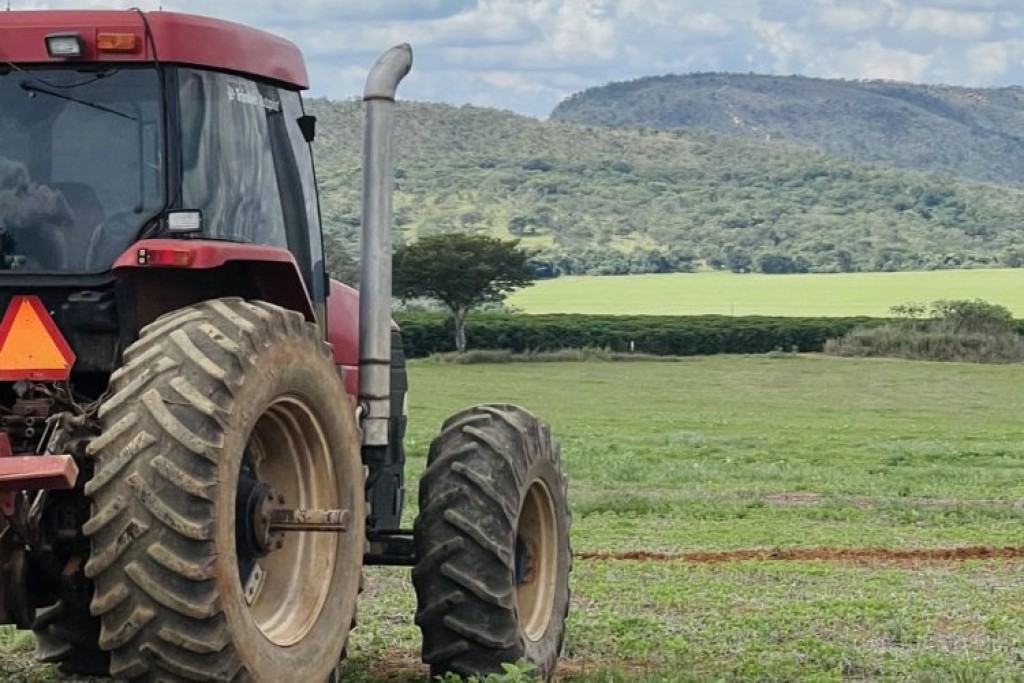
top-left (0, 10), bottom-right (571, 682)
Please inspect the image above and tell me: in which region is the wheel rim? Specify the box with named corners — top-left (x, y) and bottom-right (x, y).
top-left (235, 394), bottom-right (339, 647)
top-left (514, 479), bottom-right (558, 641)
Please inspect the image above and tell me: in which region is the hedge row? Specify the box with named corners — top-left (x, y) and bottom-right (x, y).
top-left (393, 312), bottom-right (894, 358)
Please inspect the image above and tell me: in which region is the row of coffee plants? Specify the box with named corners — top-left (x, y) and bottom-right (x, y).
top-left (393, 313), bottom-right (890, 358)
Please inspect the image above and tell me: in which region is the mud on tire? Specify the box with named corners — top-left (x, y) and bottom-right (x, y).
top-left (84, 298), bottom-right (364, 682)
top-left (413, 404), bottom-right (571, 681)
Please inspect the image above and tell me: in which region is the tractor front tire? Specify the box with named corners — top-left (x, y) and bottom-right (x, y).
top-left (413, 404), bottom-right (571, 681)
top-left (84, 298), bottom-right (364, 682)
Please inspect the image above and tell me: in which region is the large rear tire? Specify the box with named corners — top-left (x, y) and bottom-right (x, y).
top-left (413, 404), bottom-right (571, 681)
top-left (84, 298), bottom-right (364, 682)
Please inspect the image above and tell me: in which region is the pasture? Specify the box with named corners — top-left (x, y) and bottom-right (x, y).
top-left (4, 356), bottom-right (1024, 681)
top-left (351, 356), bottom-right (1024, 681)
top-left (508, 269), bottom-right (1024, 317)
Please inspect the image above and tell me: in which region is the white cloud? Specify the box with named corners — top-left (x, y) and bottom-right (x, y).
top-left (817, 4), bottom-right (890, 32)
top-left (751, 20), bottom-right (810, 74)
top-left (542, 0), bottom-right (618, 63)
top-left (913, 0), bottom-right (1019, 10)
top-left (964, 42), bottom-right (1011, 81)
top-left (900, 8), bottom-right (994, 40)
top-left (16, 0), bottom-right (1024, 116)
top-left (851, 41), bottom-right (934, 82)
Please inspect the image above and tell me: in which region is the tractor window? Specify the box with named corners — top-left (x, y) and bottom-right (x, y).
top-left (0, 67), bottom-right (164, 272)
top-left (277, 90), bottom-right (326, 303)
top-left (176, 70), bottom-right (288, 248)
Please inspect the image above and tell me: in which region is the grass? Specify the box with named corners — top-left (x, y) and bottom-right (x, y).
top-left (381, 356), bottom-right (1024, 680)
top-left (508, 269), bottom-right (1024, 317)
top-left (7, 355), bottom-right (1024, 681)
top-left (0, 628), bottom-right (54, 682)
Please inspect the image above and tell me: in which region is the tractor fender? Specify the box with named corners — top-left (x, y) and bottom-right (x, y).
top-left (326, 279), bottom-right (360, 397)
top-left (325, 278), bottom-right (401, 399)
top-left (112, 239), bottom-right (317, 328)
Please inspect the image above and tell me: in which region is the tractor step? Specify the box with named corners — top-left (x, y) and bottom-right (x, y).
top-left (365, 529), bottom-right (416, 566)
top-left (0, 455), bottom-right (78, 491)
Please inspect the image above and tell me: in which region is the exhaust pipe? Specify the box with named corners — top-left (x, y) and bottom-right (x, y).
top-left (359, 44), bottom-right (412, 447)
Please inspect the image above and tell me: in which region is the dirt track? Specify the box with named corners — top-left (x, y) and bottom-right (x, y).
top-left (576, 545), bottom-right (1024, 566)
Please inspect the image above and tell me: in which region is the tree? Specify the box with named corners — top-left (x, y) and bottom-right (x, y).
top-left (322, 229), bottom-right (359, 286)
top-left (722, 245), bottom-right (752, 273)
top-left (930, 299), bottom-right (1014, 334)
top-left (755, 252), bottom-right (807, 274)
top-left (1000, 246), bottom-right (1024, 268)
top-left (393, 234), bottom-right (535, 352)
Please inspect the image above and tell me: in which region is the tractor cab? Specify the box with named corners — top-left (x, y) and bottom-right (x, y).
top-left (0, 10), bottom-right (325, 299)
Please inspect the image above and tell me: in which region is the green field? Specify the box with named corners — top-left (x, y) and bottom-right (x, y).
top-left (353, 357), bottom-right (1024, 681)
top-left (6, 356), bottom-right (1024, 681)
top-left (509, 269), bottom-right (1024, 317)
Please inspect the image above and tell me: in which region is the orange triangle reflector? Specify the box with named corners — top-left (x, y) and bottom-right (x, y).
top-left (0, 296), bottom-right (75, 381)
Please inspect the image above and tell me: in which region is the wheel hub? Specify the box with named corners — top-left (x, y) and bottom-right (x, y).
top-left (515, 479), bottom-right (559, 642)
top-left (236, 477), bottom-right (285, 559)
top-left (515, 536), bottom-right (536, 586)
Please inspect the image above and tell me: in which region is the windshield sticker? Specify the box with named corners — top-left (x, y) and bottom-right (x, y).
top-left (227, 85), bottom-right (281, 112)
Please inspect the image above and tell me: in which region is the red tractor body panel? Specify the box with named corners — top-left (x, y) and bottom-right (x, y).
top-left (114, 241), bottom-right (373, 401)
top-left (0, 10), bottom-right (309, 88)
top-left (327, 280), bottom-right (361, 397)
top-left (112, 239), bottom-right (317, 322)
top-left (112, 238), bottom-right (301, 270)
top-left (325, 280), bottom-right (404, 400)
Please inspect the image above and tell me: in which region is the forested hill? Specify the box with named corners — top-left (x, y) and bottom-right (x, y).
top-left (551, 73), bottom-right (1024, 188)
top-left (307, 98), bottom-right (1024, 279)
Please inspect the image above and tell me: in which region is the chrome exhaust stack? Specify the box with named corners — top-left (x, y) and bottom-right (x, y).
top-left (358, 44), bottom-right (412, 447)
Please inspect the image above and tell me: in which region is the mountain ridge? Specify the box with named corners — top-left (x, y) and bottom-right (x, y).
top-left (551, 72), bottom-right (1024, 187)
top-left (307, 97), bottom-right (1024, 280)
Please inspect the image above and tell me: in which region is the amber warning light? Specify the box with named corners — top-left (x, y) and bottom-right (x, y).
top-left (97, 33), bottom-right (140, 53)
top-left (0, 296), bottom-right (76, 381)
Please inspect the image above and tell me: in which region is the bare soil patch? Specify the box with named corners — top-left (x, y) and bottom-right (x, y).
top-left (576, 545), bottom-right (1024, 567)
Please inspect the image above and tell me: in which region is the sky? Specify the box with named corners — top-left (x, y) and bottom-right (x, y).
top-left (18, 1), bottom-right (1024, 117)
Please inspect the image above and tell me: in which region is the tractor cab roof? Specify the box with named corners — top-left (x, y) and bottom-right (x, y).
top-left (0, 9), bottom-right (309, 89)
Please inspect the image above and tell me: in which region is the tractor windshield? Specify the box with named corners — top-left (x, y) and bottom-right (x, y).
top-left (0, 67), bottom-right (163, 273)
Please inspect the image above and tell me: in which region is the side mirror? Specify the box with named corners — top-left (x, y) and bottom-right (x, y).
top-left (297, 115), bottom-right (316, 143)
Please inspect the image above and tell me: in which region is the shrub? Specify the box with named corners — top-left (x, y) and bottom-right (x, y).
top-left (929, 298), bottom-right (1014, 334)
top-left (826, 299), bottom-right (1024, 363)
top-left (824, 326), bottom-right (1024, 363)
